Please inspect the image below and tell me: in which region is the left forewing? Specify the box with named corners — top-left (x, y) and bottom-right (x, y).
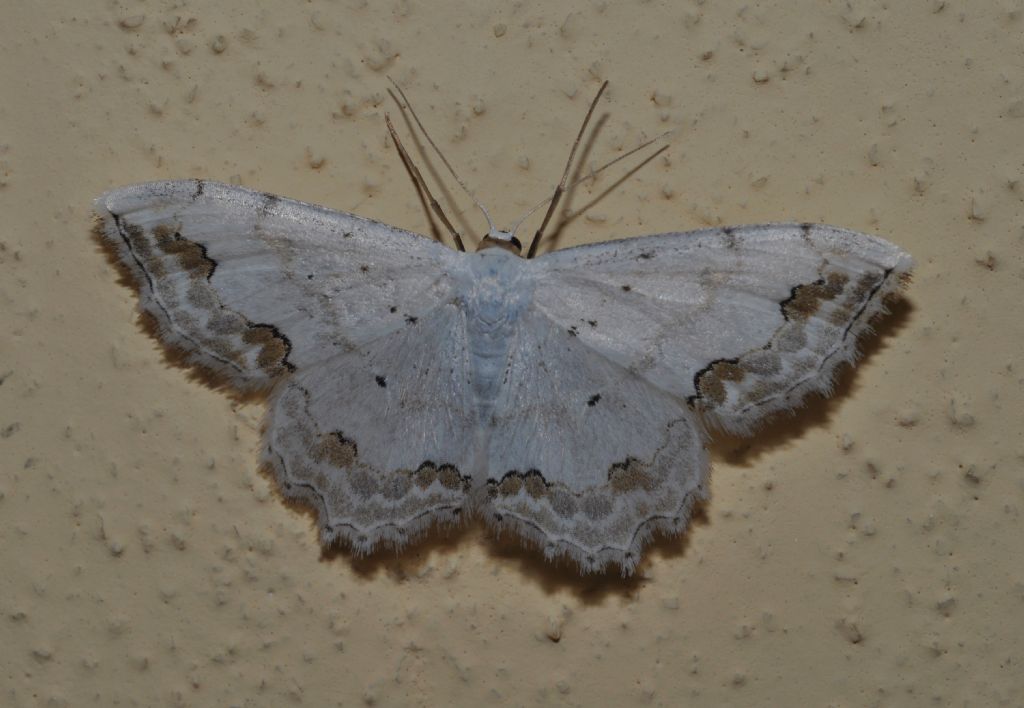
top-left (94, 180), bottom-right (461, 394)
top-left (533, 223), bottom-right (912, 434)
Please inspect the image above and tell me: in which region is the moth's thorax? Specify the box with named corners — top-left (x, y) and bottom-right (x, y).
top-left (459, 249), bottom-right (534, 326)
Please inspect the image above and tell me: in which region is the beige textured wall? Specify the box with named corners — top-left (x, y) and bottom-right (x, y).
top-left (2, 1), bottom-right (1022, 706)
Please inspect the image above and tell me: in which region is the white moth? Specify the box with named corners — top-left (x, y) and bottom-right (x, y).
top-left (94, 83), bottom-right (912, 575)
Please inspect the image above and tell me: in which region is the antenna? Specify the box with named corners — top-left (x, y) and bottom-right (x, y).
top-left (384, 113), bottom-right (466, 252)
top-left (507, 130), bottom-right (672, 238)
top-left (525, 80), bottom-right (608, 259)
top-left (387, 76), bottom-right (500, 237)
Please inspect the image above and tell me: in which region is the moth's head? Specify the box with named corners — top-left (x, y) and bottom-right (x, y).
top-left (476, 227), bottom-right (522, 256)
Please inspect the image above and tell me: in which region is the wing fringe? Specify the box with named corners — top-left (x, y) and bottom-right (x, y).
top-left (92, 213), bottom-right (275, 402)
top-left (258, 453), bottom-right (470, 557)
top-left (700, 268), bottom-right (913, 438)
top-left (486, 468), bottom-right (710, 577)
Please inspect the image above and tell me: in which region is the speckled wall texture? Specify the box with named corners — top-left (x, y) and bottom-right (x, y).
top-left (1, 1), bottom-right (1022, 706)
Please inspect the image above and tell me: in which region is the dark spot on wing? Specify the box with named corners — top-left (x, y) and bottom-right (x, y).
top-left (260, 193), bottom-right (280, 217)
top-left (314, 431), bottom-right (358, 468)
top-left (799, 222), bottom-right (816, 246)
top-left (389, 306), bottom-right (397, 313)
top-left (567, 325), bottom-right (578, 337)
top-left (781, 271), bottom-right (848, 321)
top-left (587, 320), bottom-right (597, 328)
top-left (688, 357), bottom-right (743, 406)
top-left (343, 231), bottom-right (353, 238)
top-left (306, 273), bottom-right (314, 280)
top-left (608, 457), bottom-right (657, 493)
top-left (621, 284), bottom-right (632, 292)
top-left (375, 375), bottom-right (387, 388)
top-left (405, 315), bottom-right (418, 325)
top-left (192, 180), bottom-right (205, 200)
top-left (722, 226), bottom-right (738, 248)
top-left (638, 251), bottom-right (654, 260)
top-left (587, 394), bottom-right (601, 407)
top-left (436, 464), bottom-right (467, 490)
top-left (242, 323), bottom-right (296, 374)
top-left (359, 264), bottom-right (369, 273)
top-left (153, 226), bottom-right (217, 280)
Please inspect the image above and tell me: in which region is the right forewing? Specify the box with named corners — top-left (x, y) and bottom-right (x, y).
top-left (533, 223), bottom-right (912, 434)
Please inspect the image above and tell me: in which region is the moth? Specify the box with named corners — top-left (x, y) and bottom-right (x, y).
top-left (94, 82), bottom-right (912, 575)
